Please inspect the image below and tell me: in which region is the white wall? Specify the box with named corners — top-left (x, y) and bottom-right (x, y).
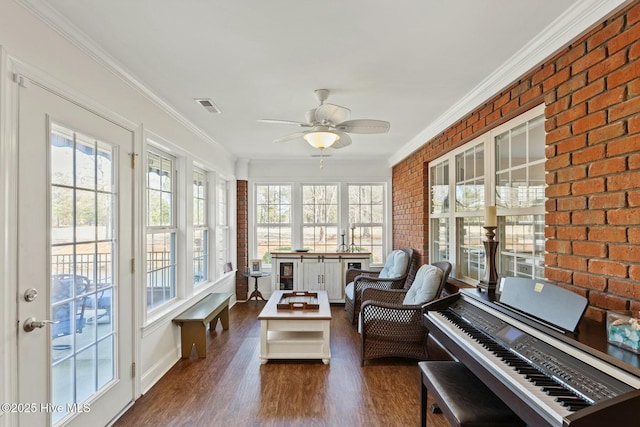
top-left (247, 158), bottom-right (391, 179)
top-left (0, 0), bottom-right (238, 418)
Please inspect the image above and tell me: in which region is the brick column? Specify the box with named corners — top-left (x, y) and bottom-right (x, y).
top-left (236, 180), bottom-right (248, 299)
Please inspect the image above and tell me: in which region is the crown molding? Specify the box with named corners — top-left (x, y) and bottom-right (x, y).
top-left (17, 0), bottom-right (235, 160)
top-left (388, 0), bottom-right (631, 166)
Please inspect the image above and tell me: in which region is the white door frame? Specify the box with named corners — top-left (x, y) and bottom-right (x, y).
top-left (1, 52), bottom-right (142, 426)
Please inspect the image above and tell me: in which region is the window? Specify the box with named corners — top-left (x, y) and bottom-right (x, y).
top-left (430, 159), bottom-right (450, 263)
top-left (495, 114), bottom-right (546, 279)
top-left (455, 143), bottom-right (486, 282)
top-left (216, 178), bottom-right (230, 277)
top-left (348, 184), bottom-right (384, 263)
top-left (252, 181), bottom-right (389, 267)
top-left (256, 184), bottom-right (292, 265)
top-left (428, 105), bottom-right (546, 284)
top-left (302, 184), bottom-right (338, 252)
top-left (146, 149), bottom-right (177, 309)
top-left (193, 168), bottom-right (208, 286)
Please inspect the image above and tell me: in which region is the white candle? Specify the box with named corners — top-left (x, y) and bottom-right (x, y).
top-left (351, 224), bottom-right (356, 230)
top-left (340, 229), bottom-right (346, 236)
top-left (485, 205), bottom-right (497, 227)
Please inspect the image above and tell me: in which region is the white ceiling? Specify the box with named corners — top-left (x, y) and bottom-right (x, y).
top-left (24, 0), bottom-right (622, 164)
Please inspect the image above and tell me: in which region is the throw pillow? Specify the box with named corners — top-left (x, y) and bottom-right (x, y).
top-left (378, 250), bottom-right (409, 279)
top-left (402, 264), bottom-right (443, 305)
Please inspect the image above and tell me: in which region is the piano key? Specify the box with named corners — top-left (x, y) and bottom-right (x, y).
top-left (544, 389), bottom-right (575, 397)
top-left (447, 310), bottom-right (591, 406)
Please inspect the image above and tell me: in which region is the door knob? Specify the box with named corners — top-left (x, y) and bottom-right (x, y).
top-left (23, 288), bottom-right (38, 302)
top-left (23, 317), bottom-right (58, 332)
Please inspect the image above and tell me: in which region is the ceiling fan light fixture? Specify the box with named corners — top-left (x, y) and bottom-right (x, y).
top-left (304, 131), bottom-right (340, 149)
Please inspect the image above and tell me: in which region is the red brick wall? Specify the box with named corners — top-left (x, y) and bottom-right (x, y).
top-left (392, 3), bottom-right (640, 321)
top-left (236, 180), bottom-right (248, 299)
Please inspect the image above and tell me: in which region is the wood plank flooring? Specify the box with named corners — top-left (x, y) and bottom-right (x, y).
top-left (112, 300), bottom-right (450, 427)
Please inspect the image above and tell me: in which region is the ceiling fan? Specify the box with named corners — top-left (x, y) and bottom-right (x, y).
top-left (258, 89), bottom-right (390, 151)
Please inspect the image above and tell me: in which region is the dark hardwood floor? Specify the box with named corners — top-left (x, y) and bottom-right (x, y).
top-left (112, 300), bottom-right (449, 427)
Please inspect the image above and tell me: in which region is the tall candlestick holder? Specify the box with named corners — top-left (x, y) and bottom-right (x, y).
top-left (337, 233), bottom-right (348, 252)
top-left (349, 226), bottom-right (357, 253)
top-left (478, 226), bottom-right (499, 293)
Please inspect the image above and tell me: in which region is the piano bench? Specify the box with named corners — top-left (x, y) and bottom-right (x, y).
top-left (419, 361), bottom-right (526, 427)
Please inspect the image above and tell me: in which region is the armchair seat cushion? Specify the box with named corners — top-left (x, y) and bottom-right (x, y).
top-left (402, 264), bottom-right (443, 305)
top-left (378, 249), bottom-right (409, 279)
top-left (345, 281), bottom-right (354, 300)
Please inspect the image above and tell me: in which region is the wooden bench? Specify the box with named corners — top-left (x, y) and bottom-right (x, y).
top-left (172, 292), bottom-right (233, 358)
top-left (419, 361), bottom-right (525, 427)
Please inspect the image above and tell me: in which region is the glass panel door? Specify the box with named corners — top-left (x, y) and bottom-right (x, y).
top-left (17, 79), bottom-right (133, 427)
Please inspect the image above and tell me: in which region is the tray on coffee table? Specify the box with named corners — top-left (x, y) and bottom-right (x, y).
top-left (277, 291), bottom-right (319, 310)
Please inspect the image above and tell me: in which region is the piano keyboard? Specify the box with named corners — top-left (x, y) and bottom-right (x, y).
top-left (423, 289), bottom-right (640, 427)
top-left (428, 310), bottom-right (572, 426)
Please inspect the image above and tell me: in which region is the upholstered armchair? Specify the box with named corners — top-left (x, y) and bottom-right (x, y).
top-left (359, 261), bottom-right (451, 365)
top-left (344, 248), bottom-right (418, 325)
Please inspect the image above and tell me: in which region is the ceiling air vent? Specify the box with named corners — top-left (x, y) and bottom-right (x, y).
top-left (194, 98), bottom-right (222, 114)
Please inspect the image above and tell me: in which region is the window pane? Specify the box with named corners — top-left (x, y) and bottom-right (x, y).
top-left (457, 216), bottom-right (484, 281)
top-left (302, 184), bottom-right (339, 252)
top-left (494, 114), bottom-right (546, 209)
top-left (500, 214), bottom-right (545, 279)
top-left (496, 131), bottom-right (510, 171)
top-left (193, 168), bottom-right (208, 285)
top-left (370, 204), bottom-right (383, 223)
top-left (431, 160), bottom-right (449, 214)
top-left (455, 144), bottom-right (485, 212)
top-left (430, 217), bottom-right (450, 263)
top-left (75, 136), bottom-right (96, 190)
top-left (511, 123), bottom-right (527, 168)
top-left (147, 151), bottom-right (174, 227)
top-left (193, 169), bottom-right (206, 226)
top-left (193, 228), bottom-right (208, 285)
top-left (51, 131), bottom-right (74, 187)
top-left (256, 184), bottom-right (293, 265)
top-left (302, 226), bottom-right (338, 252)
top-left (528, 116), bottom-right (545, 162)
top-left (348, 184), bottom-right (384, 263)
top-left (216, 179), bottom-right (230, 277)
top-left (146, 231), bottom-right (176, 309)
top-left (257, 226), bottom-right (292, 264)
top-left (529, 163), bottom-right (546, 205)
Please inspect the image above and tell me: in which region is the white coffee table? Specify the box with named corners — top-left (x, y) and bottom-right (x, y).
top-left (258, 290), bottom-right (331, 364)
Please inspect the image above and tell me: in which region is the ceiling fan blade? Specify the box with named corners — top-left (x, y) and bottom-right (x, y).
top-left (329, 132), bottom-right (352, 149)
top-left (316, 103), bottom-right (351, 125)
top-left (258, 119), bottom-right (310, 127)
top-left (335, 119), bottom-right (390, 134)
top-left (273, 131), bottom-right (308, 143)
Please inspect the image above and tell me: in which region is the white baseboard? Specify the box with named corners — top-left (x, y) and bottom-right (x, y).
top-left (140, 348), bottom-right (181, 395)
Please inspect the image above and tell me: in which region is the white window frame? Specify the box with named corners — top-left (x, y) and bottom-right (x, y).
top-left (302, 184), bottom-right (339, 253)
top-left (142, 132), bottom-right (236, 326)
top-left (145, 146), bottom-right (178, 311)
top-left (347, 183), bottom-right (386, 264)
top-left (216, 177), bottom-right (231, 278)
top-left (428, 104), bottom-right (546, 284)
top-left (254, 183), bottom-right (293, 267)
top-left (429, 158), bottom-right (452, 265)
top-left (192, 167), bottom-right (208, 286)
top-left (250, 180), bottom-right (389, 268)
